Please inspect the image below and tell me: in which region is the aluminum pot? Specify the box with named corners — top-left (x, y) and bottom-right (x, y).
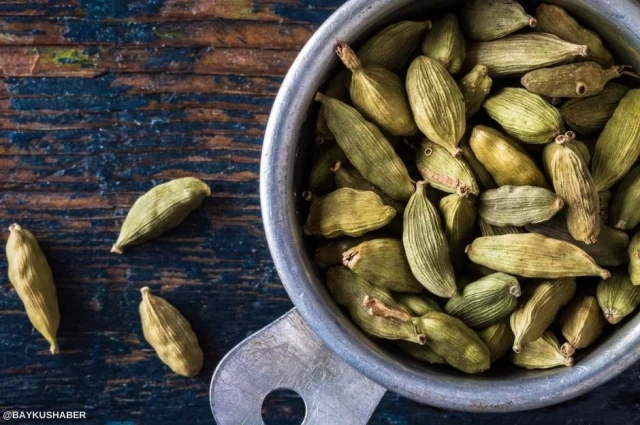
top-left (211, 1), bottom-right (640, 423)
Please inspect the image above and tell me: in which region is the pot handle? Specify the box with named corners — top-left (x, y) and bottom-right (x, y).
top-left (210, 308), bottom-right (386, 424)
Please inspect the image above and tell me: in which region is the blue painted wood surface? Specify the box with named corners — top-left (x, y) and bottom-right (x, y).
top-left (0, 1), bottom-right (638, 424)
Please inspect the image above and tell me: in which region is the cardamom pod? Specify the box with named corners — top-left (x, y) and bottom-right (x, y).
top-left (315, 93), bottom-right (414, 201)
top-left (522, 62), bottom-right (631, 98)
top-left (445, 273), bottom-right (521, 329)
top-left (6, 224), bottom-right (60, 354)
top-left (336, 43), bottom-right (417, 136)
top-left (610, 165), bottom-right (640, 231)
top-left (139, 287), bottom-right (203, 377)
top-left (403, 182), bottom-right (457, 298)
top-left (343, 238), bottom-right (424, 293)
top-left (313, 232), bottom-right (390, 270)
top-left (535, 4), bottom-right (614, 67)
top-left (510, 277), bottom-right (576, 352)
top-left (469, 125), bottom-right (550, 188)
top-left (398, 340), bottom-right (446, 364)
top-left (572, 139), bottom-right (592, 166)
top-left (630, 232), bottom-right (640, 285)
top-left (327, 267), bottom-right (426, 343)
top-left (416, 139), bottom-right (479, 196)
top-left (421, 14), bottom-right (466, 74)
top-left (357, 21), bottom-right (432, 73)
top-left (112, 177), bottom-right (210, 254)
top-left (308, 144), bottom-right (348, 195)
top-left (597, 271), bottom-right (640, 324)
top-left (459, 64), bottom-right (493, 118)
top-left (560, 83), bottom-right (630, 135)
top-left (316, 71), bottom-right (351, 140)
top-left (478, 217), bottom-right (523, 237)
top-left (478, 185), bottom-right (564, 227)
top-left (599, 189), bottom-right (612, 220)
top-left (459, 136), bottom-right (497, 190)
top-left (484, 87), bottom-right (565, 144)
top-left (466, 234), bottom-right (611, 279)
top-left (478, 320), bottom-right (514, 363)
top-left (407, 56), bottom-right (466, 157)
top-left (592, 89), bottom-right (640, 192)
top-left (439, 194), bottom-right (477, 266)
top-left (560, 296), bottom-right (605, 356)
top-left (526, 215), bottom-right (629, 267)
top-left (303, 188), bottom-right (396, 238)
top-left (461, 0), bottom-right (537, 41)
top-left (511, 331), bottom-right (574, 369)
top-left (394, 293), bottom-right (442, 316)
top-left (542, 135), bottom-right (600, 244)
top-left (465, 33), bottom-right (588, 77)
top-left (412, 312), bottom-right (491, 373)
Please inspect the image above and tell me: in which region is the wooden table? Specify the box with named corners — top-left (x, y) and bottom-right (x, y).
top-left (0, 1), bottom-right (638, 424)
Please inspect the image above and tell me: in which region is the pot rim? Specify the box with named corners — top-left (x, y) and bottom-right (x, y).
top-left (260, 0), bottom-right (640, 412)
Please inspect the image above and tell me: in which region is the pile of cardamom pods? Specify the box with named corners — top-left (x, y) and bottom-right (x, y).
top-left (307, 1), bottom-right (640, 373)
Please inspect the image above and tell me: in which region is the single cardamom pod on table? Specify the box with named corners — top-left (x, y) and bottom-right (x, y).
top-left (439, 193), bottom-right (477, 266)
top-left (421, 14), bottom-right (466, 74)
top-left (303, 188), bottom-right (396, 238)
top-left (560, 83), bottom-right (629, 135)
top-left (610, 165), bottom-right (640, 231)
top-left (478, 320), bottom-right (514, 363)
top-left (459, 64), bottom-right (493, 118)
top-left (511, 331), bottom-right (574, 369)
top-left (416, 139), bottom-right (479, 196)
top-left (6, 224), bottom-right (60, 354)
top-left (466, 234), bottom-right (611, 279)
top-left (560, 295), bottom-right (605, 356)
top-left (111, 177), bottom-right (210, 254)
top-left (139, 287), bottom-right (203, 377)
top-left (394, 293), bottom-right (442, 316)
top-left (478, 185), bottom-right (564, 227)
top-left (460, 0), bottom-right (537, 41)
top-left (510, 277), bottom-right (576, 353)
top-left (597, 271), bottom-right (640, 324)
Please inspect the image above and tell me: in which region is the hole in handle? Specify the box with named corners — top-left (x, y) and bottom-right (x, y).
top-left (262, 388), bottom-right (306, 425)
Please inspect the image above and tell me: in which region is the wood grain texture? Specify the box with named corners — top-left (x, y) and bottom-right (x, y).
top-left (0, 1), bottom-right (639, 425)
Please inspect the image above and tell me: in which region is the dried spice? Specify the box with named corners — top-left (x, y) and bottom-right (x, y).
top-left (478, 218), bottom-right (523, 237)
top-left (416, 139), bottom-right (479, 196)
top-left (398, 340), bottom-right (446, 364)
top-left (560, 296), bottom-right (605, 356)
top-left (316, 71), bottom-right (351, 140)
top-left (630, 232), bottom-right (640, 285)
top-left (560, 83), bottom-right (629, 135)
top-left (610, 165), bottom-right (640, 231)
top-left (439, 193), bottom-right (477, 265)
top-left (459, 64), bottom-right (493, 118)
top-left (511, 331), bottom-right (574, 369)
top-left (461, 0), bottom-right (537, 41)
top-left (478, 320), bottom-right (514, 362)
top-left (597, 271), bottom-right (640, 324)
top-left (394, 293), bottom-right (442, 316)
top-left (459, 137), bottom-right (496, 190)
top-left (313, 232), bottom-right (390, 270)
top-left (421, 14), bottom-right (466, 74)
top-left (478, 185), bottom-right (564, 227)
top-left (308, 144), bottom-right (348, 195)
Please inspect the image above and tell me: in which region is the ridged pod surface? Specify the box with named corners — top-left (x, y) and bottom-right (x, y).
top-left (461, 0), bottom-right (537, 41)
top-left (398, 340), bottom-right (446, 364)
top-left (478, 185), bottom-right (564, 227)
top-left (421, 14), bottom-right (466, 74)
top-left (314, 233), bottom-right (390, 270)
top-left (416, 139), bottom-right (479, 196)
top-left (439, 194), bottom-right (477, 265)
top-left (333, 162), bottom-right (405, 213)
top-left (610, 165), bottom-right (640, 231)
top-left (308, 144), bottom-right (348, 195)
top-left (560, 296), bottom-right (605, 356)
top-left (478, 218), bottom-right (523, 237)
top-left (478, 320), bottom-right (514, 362)
top-left (511, 331), bottom-right (574, 369)
top-left (459, 137), bottom-right (497, 190)
top-left (459, 64), bottom-right (493, 118)
top-left (394, 293), bottom-right (442, 316)
top-left (561, 83), bottom-right (629, 135)
top-left (316, 71), bottom-right (350, 139)
top-left (630, 232), bottom-right (640, 285)
top-left (597, 271), bottom-right (640, 324)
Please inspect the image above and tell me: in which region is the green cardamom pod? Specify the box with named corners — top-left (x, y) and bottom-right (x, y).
top-left (560, 83), bottom-right (630, 135)
top-left (535, 4), bottom-right (614, 67)
top-left (571, 139), bottom-right (592, 166)
top-left (511, 331), bottom-right (574, 369)
top-left (308, 144), bottom-right (348, 195)
top-left (478, 185), bottom-right (564, 227)
top-left (412, 312), bottom-right (491, 373)
top-left (459, 136), bottom-right (497, 190)
top-left (327, 267), bottom-right (426, 343)
top-left (112, 177), bottom-right (210, 254)
top-left (403, 182), bottom-right (457, 298)
top-left (439, 194), bottom-right (477, 266)
top-left (357, 21), bottom-right (432, 73)
top-left (398, 340), bottom-right (446, 364)
top-left (522, 62), bottom-right (629, 98)
top-left (316, 71), bottom-right (351, 140)
top-left (629, 232), bottom-right (640, 285)
top-left (526, 215), bottom-right (629, 267)
top-left (610, 165), bottom-right (640, 231)
top-left (469, 125), bottom-right (550, 188)
top-left (478, 320), bottom-right (514, 363)
top-left (421, 14), bottom-right (466, 74)
top-left (315, 93), bottom-right (414, 201)
top-left (542, 135), bottom-right (600, 244)
top-left (592, 89), bottom-right (640, 192)
top-left (461, 0), bottom-right (537, 41)
top-left (394, 293), bottom-right (442, 316)
top-left (6, 224), bottom-right (60, 354)
top-left (597, 271), bottom-right (640, 324)
top-left (459, 64), bottom-right (493, 118)
top-left (484, 87), bottom-right (565, 144)
top-left (465, 33), bottom-right (588, 77)
top-left (336, 43), bottom-right (417, 136)
top-left (343, 238), bottom-right (424, 293)
top-left (445, 273), bottom-right (521, 329)
top-left (407, 56), bottom-right (466, 157)
top-left (332, 161), bottom-right (405, 213)
top-left (416, 139), bottom-right (479, 196)
top-left (466, 234), bottom-right (610, 279)
top-left (313, 232), bottom-right (390, 270)
top-left (510, 277), bottom-right (576, 352)
top-left (478, 217), bottom-right (523, 237)
top-left (560, 296), bottom-right (605, 356)
top-left (303, 188), bottom-right (396, 238)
